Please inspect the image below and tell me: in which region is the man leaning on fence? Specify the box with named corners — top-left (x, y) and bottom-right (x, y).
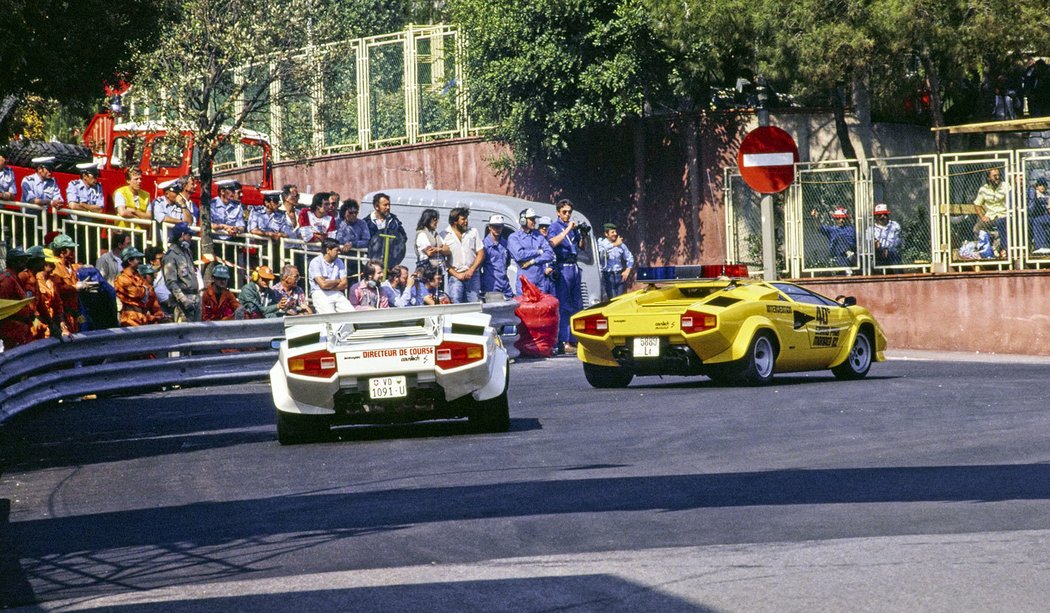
top-left (0, 149), bottom-right (16, 201)
top-left (973, 167), bottom-right (1010, 259)
top-left (163, 222), bottom-right (201, 322)
top-left (21, 157), bottom-right (63, 208)
top-left (64, 163), bottom-right (104, 213)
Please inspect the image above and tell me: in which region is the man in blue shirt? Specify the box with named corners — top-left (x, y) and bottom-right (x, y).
top-left (209, 180), bottom-right (245, 239)
top-left (480, 214), bottom-right (513, 299)
top-left (248, 190), bottom-right (293, 240)
top-left (21, 157), bottom-right (63, 208)
top-left (811, 206), bottom-right (857, 269)
top-left (508, 207), bottom-right (555, 294)
top-left (336, 199), bottom-right (371, 252)
top-left (547, 198), bottom-right (588, 352)
top-left (152, 179), bottom-right (194, 225)
top-left (597, 222), bottom-right (634, 298)
top-left (0, 150), bottom-right (18, 201)
top-left (63, 163), bottom-right (105, 213)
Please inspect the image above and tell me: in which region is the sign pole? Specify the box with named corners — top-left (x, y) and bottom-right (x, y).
top-left (757, 108), bottom-right (776, 281)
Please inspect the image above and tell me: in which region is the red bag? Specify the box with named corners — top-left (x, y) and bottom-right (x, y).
top-left (514, 276), bottom-right (560, 358)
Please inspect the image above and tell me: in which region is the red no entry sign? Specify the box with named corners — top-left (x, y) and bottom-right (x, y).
top-left (736, 126), bottom-right (799, 194)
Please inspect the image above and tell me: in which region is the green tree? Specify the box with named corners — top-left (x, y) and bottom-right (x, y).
top-left (133, 0), bottom-right (320, 258)
top-left (0, 0), bottom-right (170, 137)
top-left (449, 0), bottom-right (672, 170)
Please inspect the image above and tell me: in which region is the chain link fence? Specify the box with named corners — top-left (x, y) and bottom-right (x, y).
top-left (131, 26), bottom-right (489, 164)
top-left (725, 147), bottom-right (1050, 277)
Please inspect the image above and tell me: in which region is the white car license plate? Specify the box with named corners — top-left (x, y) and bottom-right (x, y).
top-left (633, 337), bottom-right (660, 358)
top-left (369, 376), bottom-right (408, 399)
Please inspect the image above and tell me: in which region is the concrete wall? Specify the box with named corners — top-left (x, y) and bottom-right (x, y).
top-left (802, 271), bottom-right (1050, 356)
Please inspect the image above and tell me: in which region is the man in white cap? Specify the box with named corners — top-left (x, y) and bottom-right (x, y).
top-left (21, 157), bottom-right (63, 208)
top-left (152, 179), bottom-right (194, 225)
top-left (508, 207), bottom-right (555, 294)
top-left (63, 163), bottom-right (104, 213)
top-left (209, 180), bottom-right (246, 239)
top-left (480, 213), bottom-right (513, 299)
top-left (867, 203), bottom-right (902, 266)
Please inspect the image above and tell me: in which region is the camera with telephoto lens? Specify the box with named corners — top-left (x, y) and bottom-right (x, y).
top-left (575, 220), bottom-right (591, 235)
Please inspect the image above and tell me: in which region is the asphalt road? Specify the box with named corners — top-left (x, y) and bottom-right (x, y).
top-left (3, 355), bottom-right (1050, 611)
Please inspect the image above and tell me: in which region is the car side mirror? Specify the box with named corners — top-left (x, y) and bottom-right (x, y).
top-left (838, 296), bottom-right (856, 307)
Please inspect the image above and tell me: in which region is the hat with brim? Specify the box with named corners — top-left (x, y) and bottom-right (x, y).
top-left (873, 203), bottom-right (891, 215)
top-left (488, 214), bottom-right (505, 226)
top-left (537, 216), bottom-right (552, 226)
top-left (262, 190), bottom-right (281, 203)
top-left (255, 265), bottom-right (276, 280)
top-left (26, 246), bottom-right (46, 261)
top-left (168, 222), bottom-right (197, 241)
top-left (32, 156), bottom-right (56, 169)
top-left (76, 162), bottom-right (100, 177)
top-left (212, 265), bottom-right (231, 280)
top-left (50, 234), bottom-right (78, 249)
top-left (137, 263), bottom-right (157, 276)
top-left (121, 247), bottom-right (145, 263)
top-left (831, 208), bottom-right (850, 219)
top-left (158, 178), bottom-right (183, 193)
top-left (603, 222), bottom-right (617, 231)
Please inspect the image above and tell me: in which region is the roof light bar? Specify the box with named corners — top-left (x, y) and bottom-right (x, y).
top-left (637, 265), bottom-right (750, 282)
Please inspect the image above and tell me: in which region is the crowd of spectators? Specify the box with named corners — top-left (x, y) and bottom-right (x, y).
top-left (2, 165), bottom-right (636, 354)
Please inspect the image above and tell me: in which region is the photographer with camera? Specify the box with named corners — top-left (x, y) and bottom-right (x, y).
top-left (548, 198), bottom-right (588, 354)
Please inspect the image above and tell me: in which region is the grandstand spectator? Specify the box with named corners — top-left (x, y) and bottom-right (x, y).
top-left (973, 167), bottom-right (1010, 259)
top-left (866, 204), bottom-right (903, 266)
top-left (381, 265), bottom-right (411, 307)
top-left (64, 163), bottom-right (104, 213)
top-left (209, 180), bottom-right (246, 239)
top-left (272, 264), bottom-right (312, 315)
top-left (50, 234), bottom-right (90, 332)
top-left (298, 193), bottom-right (336, 242)
top-left (364, 192), bottom-right (407, 267)
top-left (163, 222), bottom-right (201, 322)
top-left (239, 265), bottom-right (285, 318)
top-left (442, 207), bottom-right (484, 303)
top-left (21, 157), bottom-right (63, 208)
top-left (249, 190), bottom-right (294, 241)
top-left (308, 237), bottom-right (353, 313)
top-left (177, 174), bottom-right (200, 223)
top-left (336, 199), bottom-right (371, 252)
top-left (810, 206), bottom-right (857, 269)
top-left (115, 247), bottom-right (165, 326)
top-left (1029, 177), bottom-right (1050, 255)
top-left (201, 264), bottom-right (240, 321)
top-left (349, 259), bottom-right (388, 309)
top-left (281, 184), bottom-right (300, 228)
top-left (95, 231), bottom-right (131, 285)
top-left (0, 150), bottom-right (16, 201)
top-left (144, 246), bottom-right (172, 317)
top-left (0, 248), bottom-right (34, 349)
top-left (152, 179), bottom-right (193, 225)
top-left (114, 168), bottom-right (150, 221)
top-left (20, 246), bottom-right (51, 339)
top-left (37, 249), bottom-right (68, 336)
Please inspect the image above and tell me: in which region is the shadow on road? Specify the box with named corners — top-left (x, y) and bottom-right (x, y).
top-left (6, 461), bottom-right (1050, 606)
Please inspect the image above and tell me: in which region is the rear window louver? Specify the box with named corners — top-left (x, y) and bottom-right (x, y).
top-left (706, 296), bottom-right (741, 308)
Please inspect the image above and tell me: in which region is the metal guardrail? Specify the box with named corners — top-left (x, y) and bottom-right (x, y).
top-left (0, 302), bottom-right (520, 423)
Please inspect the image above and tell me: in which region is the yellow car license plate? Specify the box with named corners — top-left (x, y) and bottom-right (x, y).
top-left (369, 375), bottom-right (407, 399)
top-left (633, 337), bottom-right (660, 358)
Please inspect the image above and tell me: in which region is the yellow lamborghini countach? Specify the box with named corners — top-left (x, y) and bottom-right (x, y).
top-left (571, 265), bottom-right (887, 387)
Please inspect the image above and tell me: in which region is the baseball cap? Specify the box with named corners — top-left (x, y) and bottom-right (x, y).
top-left (137, 263), bottom-right (157, 276)
top-left (519, 208), bottom-right (538, 221)
top-left (537, 216), bottom-right (552, 226)
top-left (169, 222), bottom-right (197, 241)
top-left (255, 265), bottom-right (276, 280)
top-left (831, 207), bottom-right (850, 219)
top-left (212, 265), bottom-right (231, 279)
top-left (120, 247), bottom-right (145, 262)
top-left (603, 222), bottom-right (617, 231)
top-left (488, 214), bottom-right (506, 225)
top-left (50, 234), bottom-right (78, 249)
top-left (873, 204), bottom-right (890, 215)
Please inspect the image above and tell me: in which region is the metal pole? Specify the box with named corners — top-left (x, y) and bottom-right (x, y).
top-left (757, 106), bottom-right (776, 281)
